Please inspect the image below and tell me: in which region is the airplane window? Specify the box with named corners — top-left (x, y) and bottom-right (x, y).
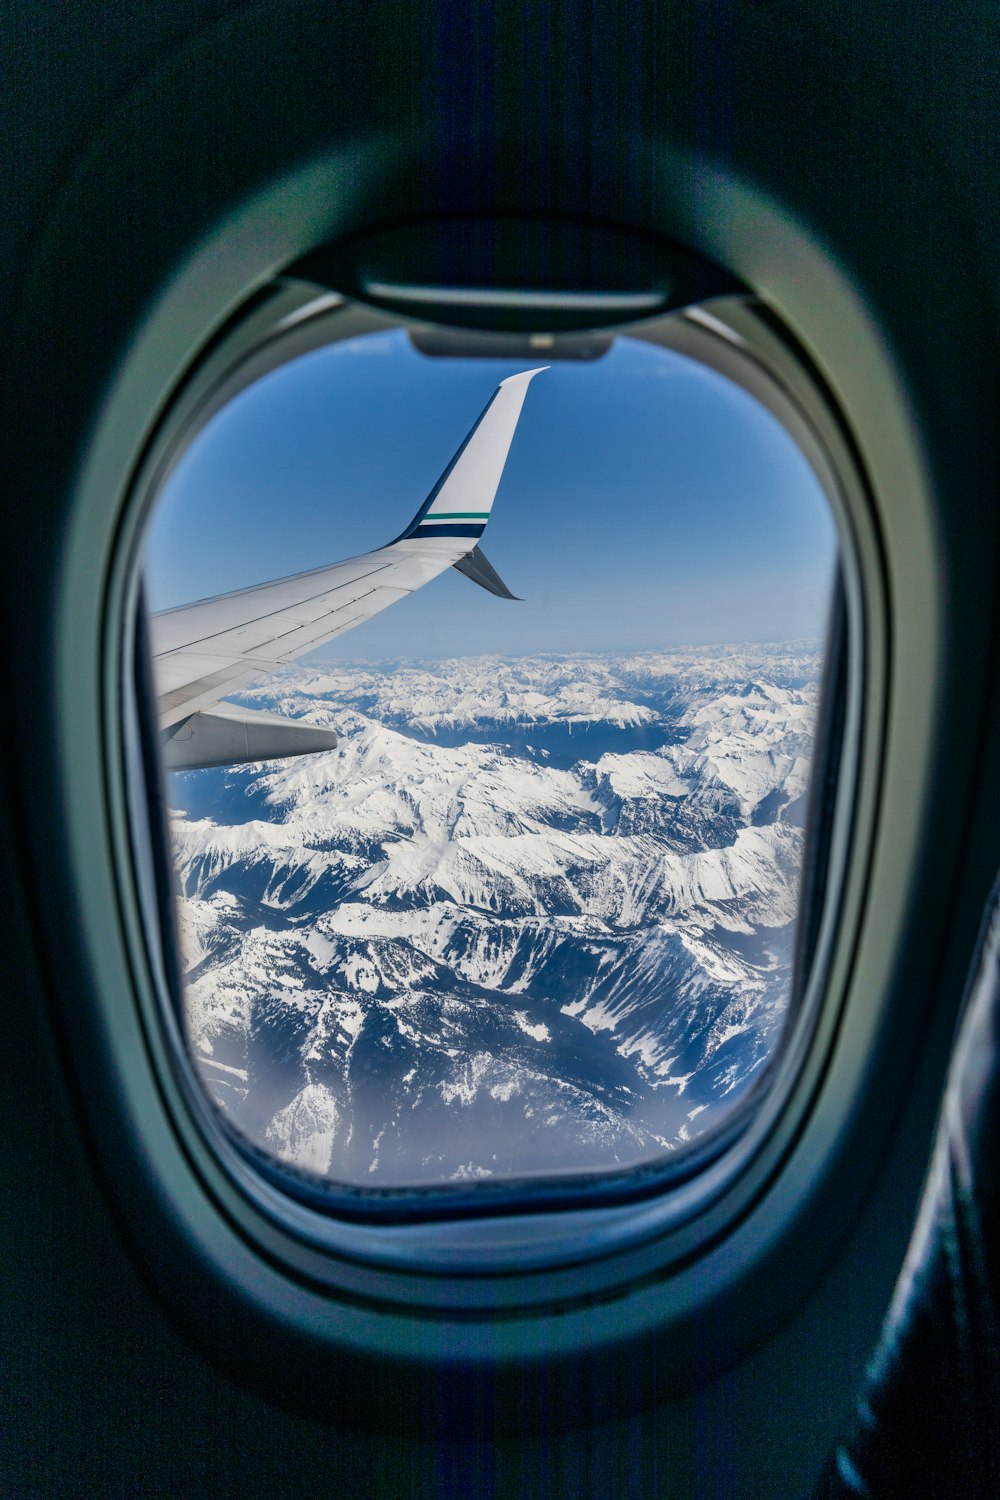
top-left (139, 316), bottom-right (838, 1199)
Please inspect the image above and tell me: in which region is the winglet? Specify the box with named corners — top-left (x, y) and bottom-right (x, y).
top-left (452, 544), bottom-right (520, 599)
top-left (398, 366), bottom-right (547, 542)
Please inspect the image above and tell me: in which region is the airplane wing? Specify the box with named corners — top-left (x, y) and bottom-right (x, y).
top-left (149, 365), bottom-right (546, 770)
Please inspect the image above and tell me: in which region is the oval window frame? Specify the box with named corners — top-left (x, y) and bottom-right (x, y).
top-left (115, 277), bottom-right (875, 1302)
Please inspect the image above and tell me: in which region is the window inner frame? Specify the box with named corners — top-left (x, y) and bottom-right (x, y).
top-left (119, 282), bottom-right (868, 1284)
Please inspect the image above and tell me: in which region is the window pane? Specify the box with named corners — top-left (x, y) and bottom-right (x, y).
top-left (142, 322), bottom-right (838, 1189)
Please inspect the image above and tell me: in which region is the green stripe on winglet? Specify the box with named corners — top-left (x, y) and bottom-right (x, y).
top-left (424, 512), bottom-right (491, 520)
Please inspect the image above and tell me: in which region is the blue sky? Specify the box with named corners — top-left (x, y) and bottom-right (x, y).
top-left (143, 328), bottom-right (837, 657)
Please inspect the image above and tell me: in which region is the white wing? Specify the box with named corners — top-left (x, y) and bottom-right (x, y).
top-left (149, 366), bottom-right (546, 768)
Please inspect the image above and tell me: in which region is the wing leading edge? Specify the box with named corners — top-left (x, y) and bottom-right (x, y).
top-left (149, 366), bottom-right (546, 770)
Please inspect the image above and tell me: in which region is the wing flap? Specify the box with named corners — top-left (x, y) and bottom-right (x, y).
top-left (162, 702), bottom-right (339, 771)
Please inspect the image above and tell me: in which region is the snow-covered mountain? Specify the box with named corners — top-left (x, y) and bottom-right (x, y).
top-left (167, 646), bottom-right (821, 1188)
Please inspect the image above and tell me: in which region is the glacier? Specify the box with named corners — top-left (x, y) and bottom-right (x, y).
top-left (167, 645), bottom-right (821, 1189)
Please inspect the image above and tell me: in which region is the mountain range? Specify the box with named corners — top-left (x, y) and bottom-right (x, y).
top-left (167, 645), bottom-right (821, 1188)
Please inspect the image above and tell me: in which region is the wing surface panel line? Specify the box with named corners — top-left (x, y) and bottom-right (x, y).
top-left (150, 561), bottom-right (397, 654)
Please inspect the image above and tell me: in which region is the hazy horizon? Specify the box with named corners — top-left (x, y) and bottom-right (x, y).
top-left (256, 637), bottom-right (827, 671)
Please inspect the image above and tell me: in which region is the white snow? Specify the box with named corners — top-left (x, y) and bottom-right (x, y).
top-left (265, 1083), bottom-right (339, 1173)
top-left (513, 1010), bottom-right (551, 1043)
